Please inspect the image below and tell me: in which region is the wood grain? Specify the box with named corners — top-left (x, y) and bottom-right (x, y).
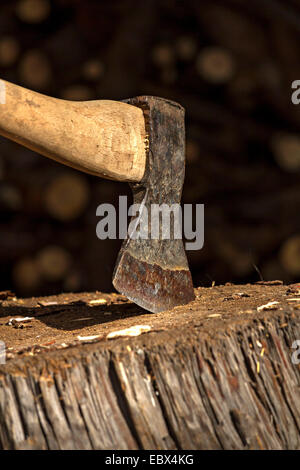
top-left (0, 79), bottom-right (147, 182)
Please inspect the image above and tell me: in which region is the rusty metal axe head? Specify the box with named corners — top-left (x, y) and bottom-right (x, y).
top-left (0, 80), bottom-right (194, 312)
top-left (113, 96), bottom-right (195, 313)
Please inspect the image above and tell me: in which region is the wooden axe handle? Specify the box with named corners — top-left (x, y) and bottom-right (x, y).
top-left (0, 79), bottom-right (147, 182)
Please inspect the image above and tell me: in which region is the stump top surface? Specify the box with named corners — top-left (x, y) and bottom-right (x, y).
top-left (0, 281), bottom-right (299, 367)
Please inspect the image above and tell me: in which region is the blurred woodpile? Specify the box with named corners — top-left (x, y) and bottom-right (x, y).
top-left (1, 0), bottom-right (300, 296)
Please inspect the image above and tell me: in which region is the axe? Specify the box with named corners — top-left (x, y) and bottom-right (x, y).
top-left (0, 80), bottom-right (195, 313)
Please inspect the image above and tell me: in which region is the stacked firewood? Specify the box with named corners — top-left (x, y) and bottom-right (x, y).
top-left (1, 0), bottom-right (300, 296)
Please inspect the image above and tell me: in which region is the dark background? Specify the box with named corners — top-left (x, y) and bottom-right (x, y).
top-left (1, 0), bottom-right (300, 297)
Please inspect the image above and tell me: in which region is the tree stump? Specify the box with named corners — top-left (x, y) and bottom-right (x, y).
top-left (0, 282), bottom-right (300, 450)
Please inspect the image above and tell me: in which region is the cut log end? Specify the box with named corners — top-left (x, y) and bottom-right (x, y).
top-left (0, 282), bottom-right (300, 450)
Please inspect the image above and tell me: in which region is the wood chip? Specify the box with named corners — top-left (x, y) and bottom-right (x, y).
top-left (257, 301), bottom-right (279, 312)
top-left (38, 300), bottom-right (58, 307)
top-left (8, 316), bottom-right (33, 325)
top-left (88, 298), bottom-right (107, 305)
top-left (107, 325), bottom-right (151, 339)
top-left (77, 335), bottom-right (101, 342)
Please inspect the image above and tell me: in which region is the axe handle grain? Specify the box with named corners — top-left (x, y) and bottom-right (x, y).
top-left (0, 79), bottom-right (147, 182)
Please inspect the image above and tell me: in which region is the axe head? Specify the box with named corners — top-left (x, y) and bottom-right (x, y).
top-left (113, 96), bottom-right (195, 313)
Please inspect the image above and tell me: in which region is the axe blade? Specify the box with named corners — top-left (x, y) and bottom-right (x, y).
top-left (112, 96), bottom-right (195, 313)
top-left (113, 244), bottom-right (195, 313)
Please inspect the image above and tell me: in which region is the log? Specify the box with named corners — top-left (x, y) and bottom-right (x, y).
top-left (271, 133), bottom-right (300, 172)
top-left (44, 173), bottom-right (90, 221)
top-left (36, 245), bottom-right (72, 281)
top-left (152, 43), bottom-right (175, 67)
top-left (0, 282), bottom-right (300, 450)
top-left (175, 36), bottom-right (197, 62)
top-left (16, 0), bottom-right (51, 24)
top-left (12, 256), bottom-right (41, 294)
top-left (0, 37), bottom-right (20, 68)
top-left (196, 46), bottom-right (235, 84)
top-left (18, 49), bottom-right (52, 90)
top-left (279, 235), bottom-right (300, 275)
top-left (82, 59), bottom-right (104, 82)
